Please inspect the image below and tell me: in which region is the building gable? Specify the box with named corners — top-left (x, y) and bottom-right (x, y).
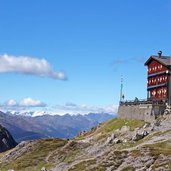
top-left (145, 56), bottom-right (171, 67)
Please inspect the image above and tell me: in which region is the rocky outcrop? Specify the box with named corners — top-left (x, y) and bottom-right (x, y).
top-left (132, 130), bottom-right (149, 141)
top-left (0, 125), bottom-right (17, 152)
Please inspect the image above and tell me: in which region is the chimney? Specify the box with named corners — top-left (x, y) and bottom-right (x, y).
top-left (158, 51), bottom-right (162, 58)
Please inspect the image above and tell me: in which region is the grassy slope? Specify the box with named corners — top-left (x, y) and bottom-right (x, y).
top-left (1, 139), bottom-right (68, 171)
top-left (0, 118), bottom-right (146, 171)
top-left (76, 118), bottom-right (145, 139)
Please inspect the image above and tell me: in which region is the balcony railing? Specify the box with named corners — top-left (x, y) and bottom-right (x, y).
top-left (120, 99), bottom-right (166, 106)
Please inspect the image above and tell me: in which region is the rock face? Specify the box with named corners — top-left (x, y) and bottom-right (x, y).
top-left (0, 125), bottom-right (17, 152)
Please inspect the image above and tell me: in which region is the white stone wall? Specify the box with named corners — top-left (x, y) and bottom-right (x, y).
top-left (118, 104), bottom-right (166, 122)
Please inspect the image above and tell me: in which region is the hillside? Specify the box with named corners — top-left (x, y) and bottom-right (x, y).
top-left (1, 115), bottom-right (171, 170)
top-left (0, 125), bottom-right (17, 153)
top-left (0, 112), bottom-right (114, 142)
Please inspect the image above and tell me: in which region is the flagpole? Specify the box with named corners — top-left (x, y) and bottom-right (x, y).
top-left (120, 75), bottom-right (123, 102)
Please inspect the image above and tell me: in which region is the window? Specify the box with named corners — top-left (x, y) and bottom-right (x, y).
top-left (152, 90), bottom-right (156, 96)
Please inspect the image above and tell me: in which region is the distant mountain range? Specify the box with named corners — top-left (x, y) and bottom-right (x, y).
top-left (6, 110), bottom-right (49, 117)
top-left (0, 111), bottom-right (116, 142)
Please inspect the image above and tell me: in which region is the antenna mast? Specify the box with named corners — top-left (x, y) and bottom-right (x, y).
top-left (120, 75), bottom-right (124, 102)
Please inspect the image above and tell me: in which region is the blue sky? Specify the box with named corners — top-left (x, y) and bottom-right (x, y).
top-left (0, 0), bottom-right (171, 114)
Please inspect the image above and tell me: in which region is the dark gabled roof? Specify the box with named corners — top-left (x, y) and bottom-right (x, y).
top-left (144, 55), bottom-right (171, 66)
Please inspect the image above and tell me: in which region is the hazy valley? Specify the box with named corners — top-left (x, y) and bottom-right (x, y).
top-left (0, 111), bottom-right (115, 142)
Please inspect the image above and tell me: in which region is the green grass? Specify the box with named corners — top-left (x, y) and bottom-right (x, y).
top-left (0, 119), bottom-right (145, 171)
top-left (76, 118), bottom-right (145, 140)
top-left (48, 140), bottom-right (83, 164)
top-left (121, 129), bottom-right (171, 150)
top-left (131, 150), bottom-right (142, 158)
top-left (99, 118), bottom-right (145, 133)
top-left (169, 163), bottom-right (171, 170)
top-left (152, 161), bottom-right (171, 170)
top-left (68, 159), bottom-right (97, 171)
top-left (121, 140), bottom-right (171, 170)
top-left (153, 129), bottom-right (171, 136)
top-left (118, 139), bottom-right (144, 150)
top-left (146, 140), bottom-right (171, 156)
top-left (121, 165), bottom-right (135, 171)
top-left (68, 150), bottom-right (128, 171)
top-left (144, 140), bottom-right (171, 169)
top-left (1, 138), bottom-right (67, 171)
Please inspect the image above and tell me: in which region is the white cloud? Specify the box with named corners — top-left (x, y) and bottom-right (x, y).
top-left (19, 98), bottom-right (46, 107)
top-left (0, 54), bottom-right (67, 80)
top-left (2, 98), bottom-right (46, 110)
top-left (54, 103), bottom-right (118, 115)
top-left (1, 99), bottom-right (118, 116)
top-left (5, 99), bottom-right (18, 106)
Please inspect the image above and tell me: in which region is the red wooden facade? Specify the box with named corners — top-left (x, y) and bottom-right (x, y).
top-left (147, 59), bottom-right (168, 100)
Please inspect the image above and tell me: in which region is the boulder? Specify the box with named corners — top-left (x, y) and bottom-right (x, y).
top-left (142, 130), bottom-right (149, 136)
top-left (113, 138), bottom-right (121, 144)
top-left (105, 133), bottom-right (122, 145)
top-left (143, 123), bottom-right (151, 129)
top-left (106, 133), bottom-right (116, 144)
top-left (120, 126), bottom-right (131, 132)
top-left (111, 133), bottom-right (116, 140)
top-left (41, 167), bottom-right (47, 171)
top-left (150, 125), bottom-right (155, 131)
top-left (132, 133), bottom-right (144, 141)
top-left (154, 120), bottom-right (161, 127)
top-left (132, 130), bottom-right (149, 141)
top-left (123, 139), bottom-right (128, 143)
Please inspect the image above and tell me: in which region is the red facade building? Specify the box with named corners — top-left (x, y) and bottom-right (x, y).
top-left (145, 52), bottom-right (171, 105)
top-left (118, 52), bottom-right (170, 121)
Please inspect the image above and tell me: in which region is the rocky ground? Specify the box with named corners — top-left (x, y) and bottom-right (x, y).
top-left (1, 116), bottom-right (171, 171)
